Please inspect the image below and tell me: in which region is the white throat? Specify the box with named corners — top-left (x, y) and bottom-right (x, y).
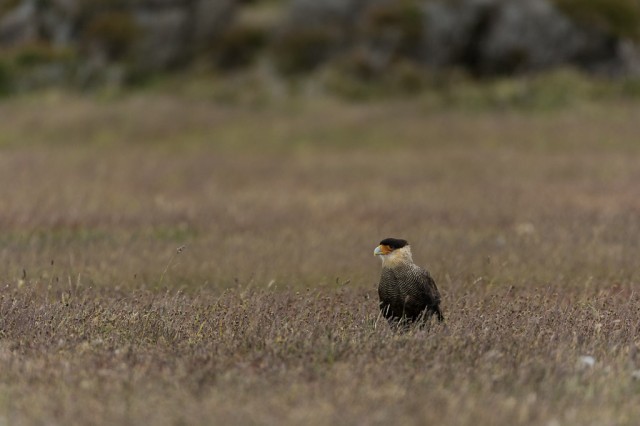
top-left (380, 245), bottom-right (413, 267)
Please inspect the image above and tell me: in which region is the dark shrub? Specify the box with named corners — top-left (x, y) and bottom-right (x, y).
top-left (212, 24), bottom-right (268, 70)
top-left (0, 0), bottom-right (21, 17)
top-left (273, 26), bottom-right (341, 74)
top-left (13, 42), bottom-right (74, 66)
top-left (555, 0), bottom-right (640, 40)
top-left (0, 59), bottom-right (11, 96)
top-left (83, 11), bottom-right (139, 60)
top-left (361, 0), bottom-right (425, 60)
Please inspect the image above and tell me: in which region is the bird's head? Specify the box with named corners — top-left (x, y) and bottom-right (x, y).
top-left (374, 238), bottom-right (413, 266)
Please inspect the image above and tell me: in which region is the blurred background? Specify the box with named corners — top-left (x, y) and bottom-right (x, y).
top-left (1, 0), bottom-right (640, 100)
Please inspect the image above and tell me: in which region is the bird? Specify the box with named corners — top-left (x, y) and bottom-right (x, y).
top-left (374, 237), bottom-right (444, 328)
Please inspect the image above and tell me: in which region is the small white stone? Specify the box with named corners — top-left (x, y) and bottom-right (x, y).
top-left (515, 222), bottom-right (536, 236)
top-left (578, 355), bottom-right (596, 368)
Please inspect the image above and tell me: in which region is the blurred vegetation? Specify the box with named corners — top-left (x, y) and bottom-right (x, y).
top-left (554, 0), bottom-right (640, 40)
top-left (0, 43), bottom-right (77, 95)
top-left (211, 24), bottom-right (268, 70)
top-left (0, 0), bottom-right (21, 15)
top-left (82, 11), bottom-right (139, 61)
top-left (321, 66), bottom-right (640, 109)
top-left (273, 28), bottom-right (336, 74)
top-left (362, 0), bottom-right (425, 60)
top-left (1, 0), bottom-right (640, 102)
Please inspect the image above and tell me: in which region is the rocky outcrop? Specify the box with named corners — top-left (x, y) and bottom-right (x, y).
top-left (0, 0), bottom-right (639, 92)
top-left (281, 0), bottom-right (640, 77)
top-left (1, 0), bottom-right (236, 70)
top-left (132, 0), bottom-right (235, 69)
top-left (0, 0), bottom-right (39, 46)
top-left (421, 0), bottom-right (622, 75)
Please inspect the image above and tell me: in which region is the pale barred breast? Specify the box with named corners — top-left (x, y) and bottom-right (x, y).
top-left (378, 268), bottom-right (400, 303)
top-left (379, 264), bottom-right (425, 305)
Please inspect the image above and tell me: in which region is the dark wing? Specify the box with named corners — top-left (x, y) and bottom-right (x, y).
top-left (416, 267), bottom-right (444, 322)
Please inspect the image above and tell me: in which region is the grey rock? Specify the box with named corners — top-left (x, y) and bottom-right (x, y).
top-left (421, 0), bottom-right (499, 68)
top-left (0, 0), bottom-right (38, 46)
top-left (133, 7), bottom-right (191, 70)
top-left (191, 0), bottom-right (236, 42)
top-left (617, 39), bottom-right (640, 76)
top-left (39, 0), bottom-right (80, 47)
top-left (134, 0), bottom-right (186, 6)
top-left (420, 0), bottom-right (624, 75)
top-left (478, 0), bottom-right (615, 74)
top-left (285, 0), bottom-right (392, 33)
top-left (131, 0), bottom-right (236, 70)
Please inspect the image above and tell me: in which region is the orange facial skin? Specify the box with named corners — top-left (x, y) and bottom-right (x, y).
top-left (374, 245), bottom-right (393, 256)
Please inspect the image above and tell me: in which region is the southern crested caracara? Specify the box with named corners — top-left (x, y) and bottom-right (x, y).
top-left (374, 238), bottom-right (444, 326)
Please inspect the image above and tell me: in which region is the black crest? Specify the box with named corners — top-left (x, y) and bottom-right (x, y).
top-left (379, 238), bottom-right (409, 249)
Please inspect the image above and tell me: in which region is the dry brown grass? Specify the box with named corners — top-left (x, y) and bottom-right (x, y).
top-left (0, 94), bottom-right (640, 424)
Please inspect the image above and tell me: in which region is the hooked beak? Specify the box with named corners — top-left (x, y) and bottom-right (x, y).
top-left (374, 245), bottom-right (383, 256)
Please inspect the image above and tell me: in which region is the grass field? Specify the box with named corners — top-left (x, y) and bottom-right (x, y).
top-left (1, 93), bottom-right (640, 425)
